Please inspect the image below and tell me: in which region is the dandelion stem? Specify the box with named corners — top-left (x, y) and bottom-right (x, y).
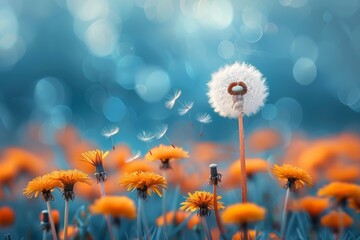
top-left (202, 217), bottom-right (212, 240)
top-left (162, 170), bottom-right (168, 231)
top-left (46, 201), bottom-right (58, 240)
top-left (338, 206), bottom-right (344, 240)
top-left (281, 187), bottom-right (290, 240)
top-left (137, 198), bottom-right (143, 240)
top-left (237, 115), bottom-right (248, 240)
top-left (43, 229), bottom-right (47, 240)
top-left (99, 181), bottom-right (115, 240)
top-left (63, 200), bottom-right (69, 240)
top-left (213, 185), bottom-right (226, 240)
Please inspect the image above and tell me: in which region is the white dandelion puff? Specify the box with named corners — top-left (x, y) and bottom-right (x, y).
top-left (197, 113), bottom-right (212, 137)
top-left (207, 62), bottom-right (268, 118)
top-left (165, 89), bottom-right (182, 109)
top-left (102, 125), bottom-right (120, 150)
top-left (126, 151), bottom-right (141, 163)
top-left (178, 102), bottom-right (194, 116)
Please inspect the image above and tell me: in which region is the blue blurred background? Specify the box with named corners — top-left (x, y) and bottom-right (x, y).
top-left (1, 0), bottom-right (360, 150)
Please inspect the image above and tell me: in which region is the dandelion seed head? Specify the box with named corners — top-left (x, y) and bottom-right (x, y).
top-left (207, 62), bottom-right (268, 118)
top-left (102, 126), bottom-right (120, 139)
top-left (165, 89), bottom-right (182, 109)
top-left (197, 113), bottom-right (212, 124)
top-left (137, 131), bottom-right (155, 142)
top-left (155, 124), bottom-right (168, 140)
top-left (178, 102), bottom-right (194, 116)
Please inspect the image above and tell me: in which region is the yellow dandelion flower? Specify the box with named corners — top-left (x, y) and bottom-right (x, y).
top-left (317, 182), bottom-right (360, 205)
top-left (49, 169), bottom-right (91, 201)
top-left (145, 144), bottom-right (189, 169)
top-left (271, 164), bottom-right (313, 191)
top-left (320, 211), bottom-right (353, 232)
top-left (119, 171), bottom-right (167, 199)
top-left (80, 149), bottom-right (109, 182)
top-left (179, 191), bottom-right (224, 217)
top-left (89, 196), bottom-right (136, 219)
top-left (24, 175), bottom-right (62, 202)
top-left (222, 203), bottom-right (266, 225)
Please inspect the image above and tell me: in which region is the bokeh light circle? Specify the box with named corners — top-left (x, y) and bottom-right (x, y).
top-left (293, 58), bottom-right (317, 85)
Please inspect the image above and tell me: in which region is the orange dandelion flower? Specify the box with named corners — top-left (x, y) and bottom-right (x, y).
top-left (0, 161), bottom-right (17, 185)
top-left (60, 225), bottom-right (78, 240)
top-left (49, 169), bottom-right (91, 201)
top-left (187, 214), bottom-right (201, 230)
top-left (295, 196), bottom-right (330, 218)
top-left (156, 211), bottom-right (189, 226)
top-left (348, 195), bottom-right (360, 212)
top-left (119, 171), bottom-right (167, 199)
top-left (229, 158), bottom-right (269, 178)
top-left (90, 196), bottom-right (136, 219)
top-left (325, 165), bottom-right (360, 182)
top-left (222, 203), bottom-right (266, 225)
top-left (145, 144), bottom-right (189, 169)
top-left (121, 160), bottom-right (156, 174)
top-left (320, 211), bottom-right (353, 232)
top-left (248, 128), bottom-right (282, 153)
top-left (271, 164), bottom-right (313, 191)
top-left (232, 230), bottom-right (257, 240)
top-left (23, 175), bottom-right (62, 202)
top-left (80, 149), bottom-right (109, 182)
top-left (317, 182), bottom-right (360, 205)
top-left (180, 191), bottom-right (224, 217)
top-left (0, 206), bottom-right (15, 227)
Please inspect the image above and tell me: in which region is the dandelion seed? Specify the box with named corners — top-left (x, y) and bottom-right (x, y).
top-left (165, 89), bottom-right (182, 109)
top-left (137, 131), bottom-right (155, 155)
top-left (178, 102), bottom-right (194, 116)
top-left (155, 124), bottom-right (174, 147)
top-left (126, 151), bottom-right (142, 163)
top-left (102, 126), bottom-right (120, 150)
top-left (197, 113), bottom-right (212, 137)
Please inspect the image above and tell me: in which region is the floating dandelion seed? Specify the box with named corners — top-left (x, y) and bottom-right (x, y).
top-left (197, 113), bottom-right (212, 137)
top-left (102, 126), bottom-right (119, 150)
top-left (165, 89), bottom-right (182, 109)
top-left (137, 131), bottom-right (155, 155)
top-left (178, 102), bottom-right (194, 116)
top-left (155, 124), bottom-right (174, 148)
top-left (178, 101), bottom-right (194, 127)
top-left (126, 151), bottom-right (142, 163)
